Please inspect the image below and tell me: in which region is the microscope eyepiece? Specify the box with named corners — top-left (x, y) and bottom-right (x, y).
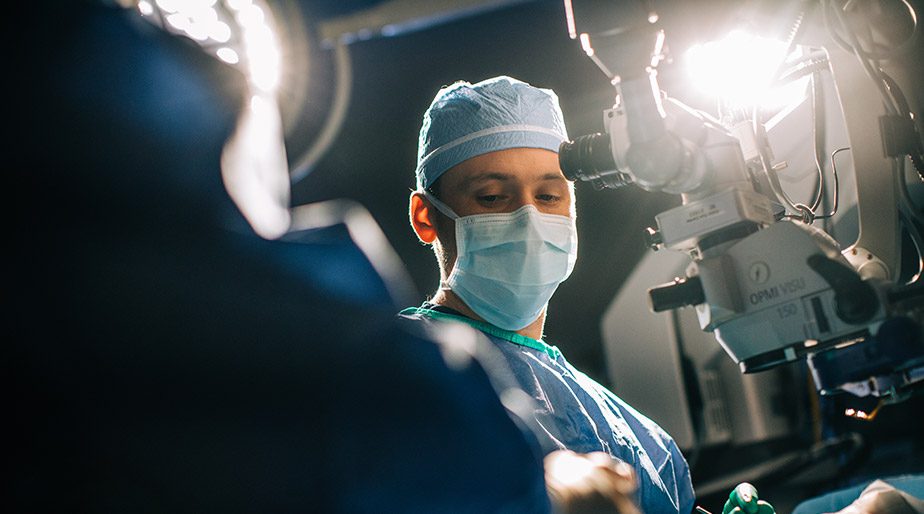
top-left (558, 133), bottom-right (632, 189)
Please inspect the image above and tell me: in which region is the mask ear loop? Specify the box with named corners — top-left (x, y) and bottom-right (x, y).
top-left (419, 189), bottom-right (460, 220)
top-left (419, 190), bottom-right (461, 292)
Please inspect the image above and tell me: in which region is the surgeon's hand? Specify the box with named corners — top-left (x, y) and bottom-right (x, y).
top-left (831, 480), bottom-right (924, 514)
top-left (544, 450), bottom-right (642, 514)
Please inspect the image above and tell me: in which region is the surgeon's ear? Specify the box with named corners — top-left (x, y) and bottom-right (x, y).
top-left (409, 192), bottom-right (437, 244)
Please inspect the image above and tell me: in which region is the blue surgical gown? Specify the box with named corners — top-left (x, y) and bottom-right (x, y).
top-left (400, 304), bottom-right (696, 514)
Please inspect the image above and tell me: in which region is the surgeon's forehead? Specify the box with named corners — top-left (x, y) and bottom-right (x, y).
top-left (459, 170), bottom-right (565, 185)
top-left (441, 148), bottom-right (566, 188)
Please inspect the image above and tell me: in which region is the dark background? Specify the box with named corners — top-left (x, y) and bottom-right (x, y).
top-left (284, 0), bottom-right (729, 386)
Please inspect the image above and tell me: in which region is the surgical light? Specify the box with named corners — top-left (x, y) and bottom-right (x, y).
top-left (216, 47), bottom-right (240, 64)
top-left (137, 0), bottom-right (153, 16)
top-left (225, 0), bottom-right (253, 13)
top-left (685, 30), bottom-right (804, 110)
top-left (209, 20), bottom-right (232, 43)
top-left (135, 0), bottom-right (290, 239)
top-left (138, 0), bottom-right (281, 94)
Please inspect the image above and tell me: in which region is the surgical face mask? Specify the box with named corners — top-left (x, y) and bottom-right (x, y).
top-left (423, 191), bottom-right (577, 331)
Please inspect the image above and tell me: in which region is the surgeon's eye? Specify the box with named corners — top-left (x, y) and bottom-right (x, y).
top-left (478, 194), bottom-right (503, 205)
top-left (536, 194), bottom-right (561, 203)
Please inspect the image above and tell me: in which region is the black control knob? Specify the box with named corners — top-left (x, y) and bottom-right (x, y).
top-left (648, 276), bottom-right (705, 312)
top-left (807, 254), bottom-right (879, 324)
top-left (644, 227), bottom-right (663, 251)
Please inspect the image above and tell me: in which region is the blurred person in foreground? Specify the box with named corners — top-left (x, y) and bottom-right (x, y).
top-left (9, 2), bottom-right (642, 512)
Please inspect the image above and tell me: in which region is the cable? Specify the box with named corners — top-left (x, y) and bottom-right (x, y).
top-left (900, 209), bottom-right (924, 284)
top-left (774, 53), bottom-right (830, 86)
top-left (753, 104), bottom-right (806, 217)
top-left (822, 0), bottom-right (920, 59)
top-left (290, 41), bottom-right (352, 184)
top-left (893, 154), bottom-right (924, 283)
top-left (880, 71), bottom-right (912, 117)
top-left (822, 146), bottom-right (845, 220)
top-left (880, 70), bottom-right (924, 181)
top-left (898, 155), bottom-right (924, 223)
top-left (822, 0), bottom-right (857, 55)
top-left (779, 70), bottom-right (833, 225)
top-left (754, 39), bottom-right (834, 223)
top-left (810, 71), bottom-right (827, 213)
top-left (824, 0), bottom-right (899, 116)
top-left (768, 4), bottom-right (810, 89)
top-left (829, 1), bottom-right (924, 196)
top-left (861, 0), bottom-right (917, 59)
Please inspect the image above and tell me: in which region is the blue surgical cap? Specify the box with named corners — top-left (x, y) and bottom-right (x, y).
top-left (415, 76), bottom-right (569, 190)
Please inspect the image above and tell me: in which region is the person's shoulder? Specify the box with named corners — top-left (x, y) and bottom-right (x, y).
top-left (395, 305), bottom-right (535, 414)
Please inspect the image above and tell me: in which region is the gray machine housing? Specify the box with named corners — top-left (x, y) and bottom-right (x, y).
top-left (600, 72), bottom-right (857, 456)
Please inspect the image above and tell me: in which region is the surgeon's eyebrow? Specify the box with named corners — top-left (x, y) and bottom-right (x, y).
top-left (464, 171), bottom-right (565, 184)
top-left (458, 171), bottom-right (567, 191)
top-left (537, 172), bottom-right (567, 183)
top-left (465, 171), bottom-right (512, 184)
top-left (459, 171), bottom-right (513, 190)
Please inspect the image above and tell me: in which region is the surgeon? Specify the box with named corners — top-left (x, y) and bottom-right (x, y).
top-left (400, 76), bottom-right (696, 514)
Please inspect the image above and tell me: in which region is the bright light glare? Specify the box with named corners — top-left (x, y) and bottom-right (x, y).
top-left (764, 75), bottom-right (810, 111)
top-left (162, 3), bottom-right (223, 42)
top-left (143, 0), bottom-right (282, 94)
top-left (235, 4), bottom-right (265, 28)
top-left (216, 47), bottom-right (240, 64)
top-left (210, 21), bottom-right (232, 42)
top-left (545, 451), bottom-right (596, 488)
top-left (221, 93), bottom-right (291, 239)
top-left (155, 0), bottom-right (180, 13)
top-left (579, 33), bottom-right (594, 57)
top-left (243, 22), bottom-right (280, 92)
top-left (165, 13), bottom-right (190, 31)
top-left (686, 30), bottom-right (794, 108)
top-left (137, 0), bottom-right (289, 238)
top-left (225, 0), bottom-right (252, 11)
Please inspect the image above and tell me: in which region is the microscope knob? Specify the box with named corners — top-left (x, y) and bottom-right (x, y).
top-left (648, 276), bottom-right (705, 312)
top-left (807, 254), bottom-right (879, 324)
top-left (644, 227), bottom-right (663, 250)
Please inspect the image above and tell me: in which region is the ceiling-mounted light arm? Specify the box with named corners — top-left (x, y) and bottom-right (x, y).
top-left (289, 40), bottom-right (352, 184)
top-left (316, 0), bottom-right (533, 46)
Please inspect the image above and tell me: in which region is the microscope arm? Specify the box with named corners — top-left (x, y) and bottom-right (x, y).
top-left (826, 45), bottom-right (902, 280)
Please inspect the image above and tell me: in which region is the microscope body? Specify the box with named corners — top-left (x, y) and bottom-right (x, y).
top-left (560, 0), bottom-right (923, 403)
top-left (601, 76), bottom-right (888, 374)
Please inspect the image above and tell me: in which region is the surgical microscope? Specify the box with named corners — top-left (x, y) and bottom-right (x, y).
top-left (559, 0), bottom-right (923, 423)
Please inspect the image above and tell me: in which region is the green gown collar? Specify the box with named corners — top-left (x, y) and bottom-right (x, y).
top-left (400, 306), bottom-right (561, 359)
